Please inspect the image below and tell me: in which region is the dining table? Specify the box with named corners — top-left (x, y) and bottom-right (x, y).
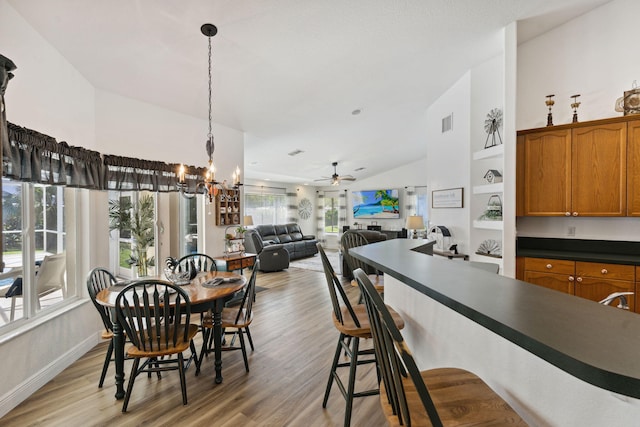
top-left (96, 270), bottom-right (246, 400)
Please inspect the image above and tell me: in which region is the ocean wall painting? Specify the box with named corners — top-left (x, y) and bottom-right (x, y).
top-left (352, 189), bottom-right (400, 219)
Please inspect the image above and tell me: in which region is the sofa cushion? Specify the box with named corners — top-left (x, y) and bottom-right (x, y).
top-left (275, 224), bottom-right (292, 243)
top-left (286, 223), bottom-right (304, 241)
top-left (256, 224), bottom-right (279, 243)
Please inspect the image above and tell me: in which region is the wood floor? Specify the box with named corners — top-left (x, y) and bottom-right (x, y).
top-left (2, 266), bottom-right (387, 427)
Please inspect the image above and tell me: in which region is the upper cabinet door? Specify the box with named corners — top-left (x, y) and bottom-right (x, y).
top-left (627, 120), bottom-right (640, 216)
top-left (571, 122), bottom-right (626, 216)
top-left (523, 129), bottom-right (572, 216)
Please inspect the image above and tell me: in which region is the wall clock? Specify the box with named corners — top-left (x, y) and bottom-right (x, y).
top-left (298, 198), bottom-right (313, 220)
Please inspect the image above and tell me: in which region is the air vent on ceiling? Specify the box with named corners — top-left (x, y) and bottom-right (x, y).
top-left (442, 113), bottom-right (453, 133)
top-left (288, 149), bottom-right (304, 156)
top-left (354, 167), bottom-right (365, 172)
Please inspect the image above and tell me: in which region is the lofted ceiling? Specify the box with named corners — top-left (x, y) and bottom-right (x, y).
top-left (8, 0), bottom-right (610, 184)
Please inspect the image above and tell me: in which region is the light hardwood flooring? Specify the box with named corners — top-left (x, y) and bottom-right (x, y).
top-left (2, 266), bottom-right (386, 427)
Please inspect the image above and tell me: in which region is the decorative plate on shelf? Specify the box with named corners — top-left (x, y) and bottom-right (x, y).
top-left (476, 239), bottom-right (502, 258)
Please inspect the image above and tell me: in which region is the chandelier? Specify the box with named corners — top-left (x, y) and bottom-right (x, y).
top-left (177, 23), bottom-right (242, 202)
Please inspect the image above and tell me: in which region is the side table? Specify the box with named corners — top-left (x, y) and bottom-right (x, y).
top-left (213, 252), bottom-right (256, 274)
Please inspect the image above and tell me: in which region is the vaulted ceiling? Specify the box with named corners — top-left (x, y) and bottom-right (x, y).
top-left (8, 0), bottom-right (610, 184)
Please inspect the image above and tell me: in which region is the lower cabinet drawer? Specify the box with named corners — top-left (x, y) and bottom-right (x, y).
top-left (524, 257), bottom-right (575, 275)
top-left (576, 262), bottom-right (635, 281)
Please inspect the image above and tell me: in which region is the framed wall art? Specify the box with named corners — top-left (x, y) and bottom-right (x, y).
top-left (432, 187), bottom-right (463, 208)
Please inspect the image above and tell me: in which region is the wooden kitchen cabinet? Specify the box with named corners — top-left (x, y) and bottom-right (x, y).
top-left (571, 122), bottom-right (626, 216)
top-left (627, 120), bottom-right (640, 216)
top-left (522, 129), bottom-right (571, 216)
top-left (521, 257), bottom-right (637, 312)
top-left (518, 118), bottom-right (627, 217)
top-left (574, 262), bottom-right (635, 311)
top-left (523, 257), bottom-right (575, 294)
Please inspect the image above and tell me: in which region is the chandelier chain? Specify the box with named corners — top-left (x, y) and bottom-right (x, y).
top-left (207, 35), bottom-right (213, 140)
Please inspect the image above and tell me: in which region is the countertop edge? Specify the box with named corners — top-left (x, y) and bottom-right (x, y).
top-left (351, 239), bottom-right (640, 399)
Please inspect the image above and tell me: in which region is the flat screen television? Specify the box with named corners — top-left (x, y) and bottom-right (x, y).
top-left (352, 189), bottom-right (400, 219)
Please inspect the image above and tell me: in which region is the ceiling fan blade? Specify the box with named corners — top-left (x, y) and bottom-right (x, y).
top-left (340, 177), bottom-right (356, 181)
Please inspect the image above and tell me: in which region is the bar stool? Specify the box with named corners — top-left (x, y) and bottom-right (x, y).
top-left (317, 244), bottom-right (404, 426)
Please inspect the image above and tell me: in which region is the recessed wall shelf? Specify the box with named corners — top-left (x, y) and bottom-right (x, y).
top-left (473, 144), bottom-right (504, 160)
top-left (473, 183), bottom-right (504, 194)
top-left (473, 220), bottom-right (503, 230)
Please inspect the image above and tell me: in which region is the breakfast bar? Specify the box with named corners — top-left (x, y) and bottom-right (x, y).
top-left (351, 239), bottom-right (640, 426)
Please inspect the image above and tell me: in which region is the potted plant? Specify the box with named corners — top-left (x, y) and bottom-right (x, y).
top-left (109, 194), bottom-right (156, 277)
top-left (235, 225), bottom-right (247, 238)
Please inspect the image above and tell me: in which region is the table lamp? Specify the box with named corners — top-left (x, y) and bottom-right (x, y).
top-left (243, 215), bottom-right (254, 227)
top-left (406, 216), bottom-right (425, 239)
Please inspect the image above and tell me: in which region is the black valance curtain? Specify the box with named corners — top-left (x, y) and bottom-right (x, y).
top-left (4, 123), bottom-right (103, 189)
top-left (3, 122), bottom-right (207, 193)
top-left (1, 54), bottom-right (17, 270)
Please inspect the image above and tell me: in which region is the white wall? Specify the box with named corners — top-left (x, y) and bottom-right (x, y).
top-left (426, 73), bottom-right (472, 254)
top-left (517, 0), bottom-right (640, 241)
top-left (0, 1), bottom-right (101, 416)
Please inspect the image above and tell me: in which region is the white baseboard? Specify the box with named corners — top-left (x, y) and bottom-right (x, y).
top-left (0, 334), bottom-right (99, 418)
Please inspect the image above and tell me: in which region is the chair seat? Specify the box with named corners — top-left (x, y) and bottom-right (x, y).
top-left (381, 367), bottom-right (527, 426)
top-left (202, 308), bottom-right (253, 329)
top-left (333, 304), bottom-right (404, 338)
top-left (127, 324), bottom-right (199, 358)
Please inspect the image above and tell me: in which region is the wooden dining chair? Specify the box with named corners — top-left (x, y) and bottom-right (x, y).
top-left (199, 260), bottom-right (260, 373)
top-left (176, 253), bottom-right (217, 275)
top-left (86, 267), bottom-right (118, 388)
top-left (115, 280), bottom-right (199, 412)
top-left (318, 243), bottom-right (404, 427)
top-left (354, 269), bottom-right (527, 426)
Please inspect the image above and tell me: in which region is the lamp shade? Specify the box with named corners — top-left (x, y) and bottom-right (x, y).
top-left (243, 215), bottom-right (254, 226)
top-left (406, 215), bottom-right (425, 230)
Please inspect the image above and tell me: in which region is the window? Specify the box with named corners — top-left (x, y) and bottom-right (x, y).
top-left (108, 191), bottom-right (157, 280)
top-left (244, 186), bottom-right (287, 225)
top-left (180, 195), bottom-right (199, 256)
top-left (415, 186), bottom-right (429, 228)
top-left (1, 179), bottom-right (73, 327)
top-left (324, 192), bottom-right (339, 233)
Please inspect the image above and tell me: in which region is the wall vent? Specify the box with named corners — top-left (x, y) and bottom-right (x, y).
top-left (442, 113), bottom-right (453, 133)
top-left (288, 149), bottom-right (304, 156)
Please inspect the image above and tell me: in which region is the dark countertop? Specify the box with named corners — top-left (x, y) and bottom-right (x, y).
top-left (351, 238), bottom-right (640, 399)
top-left (517, 237), bottom-right (640, 265)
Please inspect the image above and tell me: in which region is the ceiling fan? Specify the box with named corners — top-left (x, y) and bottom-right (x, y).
top-left (314, 162), bottom-right (356, 186)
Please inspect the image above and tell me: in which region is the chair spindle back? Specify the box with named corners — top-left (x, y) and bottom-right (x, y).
top-left (115, 280), bottom-right (192, 352)
top-left (354, 268), bottom-right (442, 427)
top-left (317, 243), bottom-right (360, 328)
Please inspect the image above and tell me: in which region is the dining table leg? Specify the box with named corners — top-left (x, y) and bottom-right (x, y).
top-left (111, 309), bottom-right (126, 399)
top-left (213, 298), bottom-right (224, 384)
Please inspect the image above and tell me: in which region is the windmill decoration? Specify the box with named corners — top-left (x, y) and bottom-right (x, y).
top-left (484, 108), bottom-right (503, 149)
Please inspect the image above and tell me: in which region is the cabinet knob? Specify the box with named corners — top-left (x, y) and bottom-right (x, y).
top-left (601, 268), bottom-right (608, 275)
top-left (546, 264), bottom-right (552, 269)
top-left (565, 212), bottom-right (571, 217)
top-left (572, 212), bottom-right (579, 216)
top-left (568, 276), bottom-right (575, 282)
top-left (576, 276), bottom-right (583, 283)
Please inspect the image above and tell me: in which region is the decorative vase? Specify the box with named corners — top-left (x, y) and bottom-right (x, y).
top-left (137, 251), bottom-right (148, 277)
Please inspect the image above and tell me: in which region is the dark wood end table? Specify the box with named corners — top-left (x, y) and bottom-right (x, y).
top-left (213, 252), bottom-right (256, 274)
